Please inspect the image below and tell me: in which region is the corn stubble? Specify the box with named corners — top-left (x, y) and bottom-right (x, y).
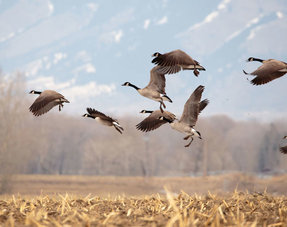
top-left (0, 190), bottom-right (287, 226)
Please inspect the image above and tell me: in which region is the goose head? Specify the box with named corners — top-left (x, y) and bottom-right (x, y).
top-left (121, 82), bottom-right (130, 86)
top-left (247, 57), bottom-right (254, 62)
top-left (29, 90), bottom-right (41, 94)
top-left (152, 52), bottom-right (161, 57)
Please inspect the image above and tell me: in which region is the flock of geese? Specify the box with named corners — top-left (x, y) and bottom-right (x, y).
top-left (29, 49), bottom-right (287, 148)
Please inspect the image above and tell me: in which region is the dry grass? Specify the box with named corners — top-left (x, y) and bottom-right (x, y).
top-left (0, 190), bottom-right (287, 226)
top-left (6, 173), bottom-right (287, 196)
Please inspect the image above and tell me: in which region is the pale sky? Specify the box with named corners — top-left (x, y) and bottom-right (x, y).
top-left (0, 0), bottom-right (287, 121)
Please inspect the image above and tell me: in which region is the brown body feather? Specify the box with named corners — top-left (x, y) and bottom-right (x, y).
top-left (152, 49), bottom-right (205, 76)
top-left (29, 90), bottom-right (69, 116)
top-left (244, 58), bottom-right (287, 85)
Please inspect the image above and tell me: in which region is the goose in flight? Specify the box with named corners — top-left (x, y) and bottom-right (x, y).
top-left (159, 85), bottom-right (209, 147)
top-left (122, 66), bottom-right (172, 112)
top-left (243, 57), bottom-right (287, 85)
top-left (280, 136), bottom-right (287, 154)
top-left (29, 90), bottom-right (69, 116)
top-left (151, 49), bottom-right (205, 77)
top-left (82, 108), bottom-right (124, 134)
top-left (136, 109), bottom-right (176, 132)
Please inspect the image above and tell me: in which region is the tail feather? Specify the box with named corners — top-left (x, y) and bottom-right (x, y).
top-left (62, 98), bottom-right (70, 103)
top-left (113, 121), bottom-right (124, 131)
top-left (196, 65), bottom-right (205, 71)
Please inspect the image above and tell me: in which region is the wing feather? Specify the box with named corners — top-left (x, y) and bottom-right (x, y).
top-left (152, 49), bottom-right (203, 75)
top-left (136, 110), bottom-right (175, 132)
top-left (179, 85), bottom-right (205, 126)
top-left (146, 66), bottom-right (166, 94)
top-left (87, 108), bottom-right (116, 122)
top-left (280, 146), bottom-right (287, 154)
top-left (249, 60), bottom-right (287, 85)
top-left (29, 90), bottom-right (64, 116)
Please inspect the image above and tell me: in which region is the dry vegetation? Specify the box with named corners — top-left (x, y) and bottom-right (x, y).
top-left (0, 174), bottom-right (286, 226)
top-left (1, 66), bottom-right (287, 226)
top-left (1, 190), bottom-right (287, 226)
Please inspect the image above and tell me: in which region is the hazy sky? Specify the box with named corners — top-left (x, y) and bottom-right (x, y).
top-left (0, 0), bottom-right (287, 121)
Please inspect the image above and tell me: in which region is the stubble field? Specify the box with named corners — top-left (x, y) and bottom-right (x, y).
top-left (0, 173), bottom-right (287, 226)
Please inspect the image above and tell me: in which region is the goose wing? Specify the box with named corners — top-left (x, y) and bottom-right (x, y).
top-left (29, 90), bottom-right (64, 116)
top-left (152, 49), bottom-right (198, 74)
top-left (87, 108), bottom-right (116, 122)
top-left (136, 110), bottom-right (175, 132)
top-left (199, 99), bottom-right (209, 114)
top-left (280, 146), bottom-right (287, 154)
top-left (146, 66), bottom-right (166, 94)
top-left (179, 85), bottom-right (205, 126)
top-left (248, 60), bottom-right (287, 85)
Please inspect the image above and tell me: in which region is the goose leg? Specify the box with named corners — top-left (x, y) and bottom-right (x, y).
top-left (184, 137), bottom-right (194, 147)
top-left (159, 102), bottom-right (164, 113)
top-left (183, 135), bottom-right (191, 140)
top-left (59, 103), bottom-right (64, 111)
top-left (193, 67), bottom-right (199, 77)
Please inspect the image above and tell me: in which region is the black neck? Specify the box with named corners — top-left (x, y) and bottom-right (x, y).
top-left (251, 57), bottom-right (263, 62)
top-left (143, 110), bottom-right (153, 114)
top-left (34, 91), bottom-right (42, 94)
top-left (129, 83), bottom-right (140, 90)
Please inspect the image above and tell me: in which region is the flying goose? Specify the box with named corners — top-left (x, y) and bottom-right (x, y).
top-left (136, 110), bottom-right (176, 132)
top-left (151, 49), bottom-right (205, 77)
top-left (29, 90), bottom-right (70, 116)
top-left (122, 66), bottom-right (172, 112)
top-left (159, 85), bottom-right (209, 147)
top-left (280, 136), bottom-right (287, 154)
top-left (243, 57), bottom-right (287, 85)
top-left (82, 108), bottom-right (124, 134)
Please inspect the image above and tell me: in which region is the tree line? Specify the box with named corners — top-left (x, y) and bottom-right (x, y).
top-left (1, 72), bottom-right (287, 180)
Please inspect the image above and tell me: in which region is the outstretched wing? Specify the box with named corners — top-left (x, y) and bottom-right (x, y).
top-left (249, 60), bottom-right (287, 85)
top-left (29, 90), bottom-right (64, 116)
top-left (180, 85), bottom-right (205, 126)
top-left (280, 146), bottom-right (287, 154)
top-left (146, 66), bottom-right (166, 94)
top-left (136, 110), bottom-right (175, 132)
top-left (87, 108), bottom-right (115, 122)
top-left (152, 49), bottom-right (198, 74)
top-left (199, 99), bottom-right (209, 114)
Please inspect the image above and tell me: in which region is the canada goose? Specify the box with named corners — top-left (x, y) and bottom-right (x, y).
top-left (280, 136), bottom-right (287, 154)
top-left (243, 57), bottom-right (287, 85)
top-left (82, 108), bottom-right (124, 134)
top-left (29, 90), bottom-right (70, 116)
top-left (159, 85), bottom-right (209, 147)
top-left (136, 110), bottom-right (176, 132)
top-left (122, 66), bottom-right (172, 112)
top-left (151, 49), bottom-right (205, 77)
